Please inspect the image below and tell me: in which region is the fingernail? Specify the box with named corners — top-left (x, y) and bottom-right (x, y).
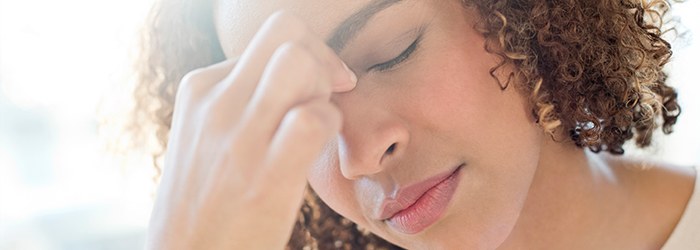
top-left (342, 61), bottom-right (358, 87)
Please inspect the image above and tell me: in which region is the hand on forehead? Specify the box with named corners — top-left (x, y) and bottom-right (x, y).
top-left (214, 0), bottom-right (416, 58)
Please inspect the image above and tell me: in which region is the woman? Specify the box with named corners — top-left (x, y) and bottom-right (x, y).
top-left (134, 0), bottom-right (698, 249)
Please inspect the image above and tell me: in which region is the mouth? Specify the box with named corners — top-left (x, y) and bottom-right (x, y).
top-left (378, 164), bottom-right (464, 234)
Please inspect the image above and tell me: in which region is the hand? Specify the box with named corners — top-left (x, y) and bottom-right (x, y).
top-left (145, 11), bottom-right (357, 250)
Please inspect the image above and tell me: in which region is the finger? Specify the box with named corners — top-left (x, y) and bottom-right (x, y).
top-left (260, 99), bottom-right (342, 201)
top-left (237, 41), bottom-right (336, 144)
top-left (212, 11), bottom-right (356, 112)
top-left (171, 58), bottom-right (239, 134)
top-left (178, 57), bottom-right (240, 103)
top-left (236, 10), bottom-right (355, 90)
top-left (171, 58), bottom-right (239, 129)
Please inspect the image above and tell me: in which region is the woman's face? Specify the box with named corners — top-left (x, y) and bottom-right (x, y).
top-left (215, 0), bottom-right (545, 248)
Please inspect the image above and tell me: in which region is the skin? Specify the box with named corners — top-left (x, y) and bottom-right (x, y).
top-left (146, 12), bottom-right (357, 249)
top-left (146, 0), bottom-right (697, 249)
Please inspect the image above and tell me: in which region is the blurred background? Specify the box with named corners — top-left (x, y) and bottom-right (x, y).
top-left (0, 0), bottom-right (698, 249)
top-left (0, 0), bottom-right (154, 249)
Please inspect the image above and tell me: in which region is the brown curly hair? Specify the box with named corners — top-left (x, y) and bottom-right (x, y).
top-left (131, 0), bottom-right (681, 248)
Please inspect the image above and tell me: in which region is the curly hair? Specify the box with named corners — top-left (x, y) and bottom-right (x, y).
top-left (130, 0), bottom-right (681, 248)
top-left (468, 0), bottom-right (680, 155)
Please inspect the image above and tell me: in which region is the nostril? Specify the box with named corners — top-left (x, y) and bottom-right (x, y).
top-left (385, 143), bottom-right (397, 155)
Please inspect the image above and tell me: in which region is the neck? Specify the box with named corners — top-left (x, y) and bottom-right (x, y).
top-left (498, 137), bottom-right (627, 249)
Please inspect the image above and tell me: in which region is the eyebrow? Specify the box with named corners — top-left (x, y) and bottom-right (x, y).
top-left (326, 0), bottom-right (403, 53)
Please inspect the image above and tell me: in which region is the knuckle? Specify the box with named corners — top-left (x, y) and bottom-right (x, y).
top-left (286, 107), bottom-right (327, 136)
top-left (275, 42), bottom-right (318, 79)
top-left (275, 41), bottom-right (304, 58)
top-left (179, 68), bottom-right (214, 96)
top-left (293, 52), bottom-right (318, 75)
top-left (181, 68), bottom-right (209, 85)
top-left (259, 49), bottom-right (329, 110)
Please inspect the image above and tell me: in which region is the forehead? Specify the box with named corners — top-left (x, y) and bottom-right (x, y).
top-left (214, 0), bottom-right (372, 57)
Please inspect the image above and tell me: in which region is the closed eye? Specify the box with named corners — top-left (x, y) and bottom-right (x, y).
top-left (368, 33), bottom-right (422, 72)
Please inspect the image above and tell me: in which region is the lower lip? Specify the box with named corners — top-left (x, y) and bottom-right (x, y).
top-left (386, 166), bottom-right (463, 234)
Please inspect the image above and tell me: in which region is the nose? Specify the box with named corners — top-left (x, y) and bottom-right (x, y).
top-left (336, 107), bottom-right (410, 180)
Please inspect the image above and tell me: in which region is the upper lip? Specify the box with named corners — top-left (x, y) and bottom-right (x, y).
top-left (376, 164), bottom-right (463, 220)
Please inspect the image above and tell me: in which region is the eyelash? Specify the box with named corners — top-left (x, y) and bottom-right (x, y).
top-left (369, 34), bottom-right (422, 72)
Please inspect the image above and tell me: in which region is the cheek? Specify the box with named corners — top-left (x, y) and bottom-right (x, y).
top-left (406, 35), bottom-right (540, 160)
top-left (410, 48), bottom-right (543, 191)
top-left (306, 141), bottom-right (368, 226)
top-left (395, 46), bottom-right (543, 247)
top-left (399, 46), bottom-right (524, 147)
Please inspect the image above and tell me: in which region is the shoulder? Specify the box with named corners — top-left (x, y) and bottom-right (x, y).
top-left (604, 155), bottom-right (697, 248)
top-left (603, 156), bottom-right (696, 200)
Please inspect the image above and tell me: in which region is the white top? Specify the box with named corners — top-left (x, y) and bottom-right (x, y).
top-left (662, 166), bottom-right (700, 250)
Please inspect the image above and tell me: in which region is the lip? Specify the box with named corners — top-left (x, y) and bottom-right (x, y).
top-left (378, 164), bottom-right (464, 234)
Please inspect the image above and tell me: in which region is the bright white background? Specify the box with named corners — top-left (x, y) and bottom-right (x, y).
top-left (0, 0), bottom-right (155, 249)
top-left (0, 1), bottom-right (698, 249)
